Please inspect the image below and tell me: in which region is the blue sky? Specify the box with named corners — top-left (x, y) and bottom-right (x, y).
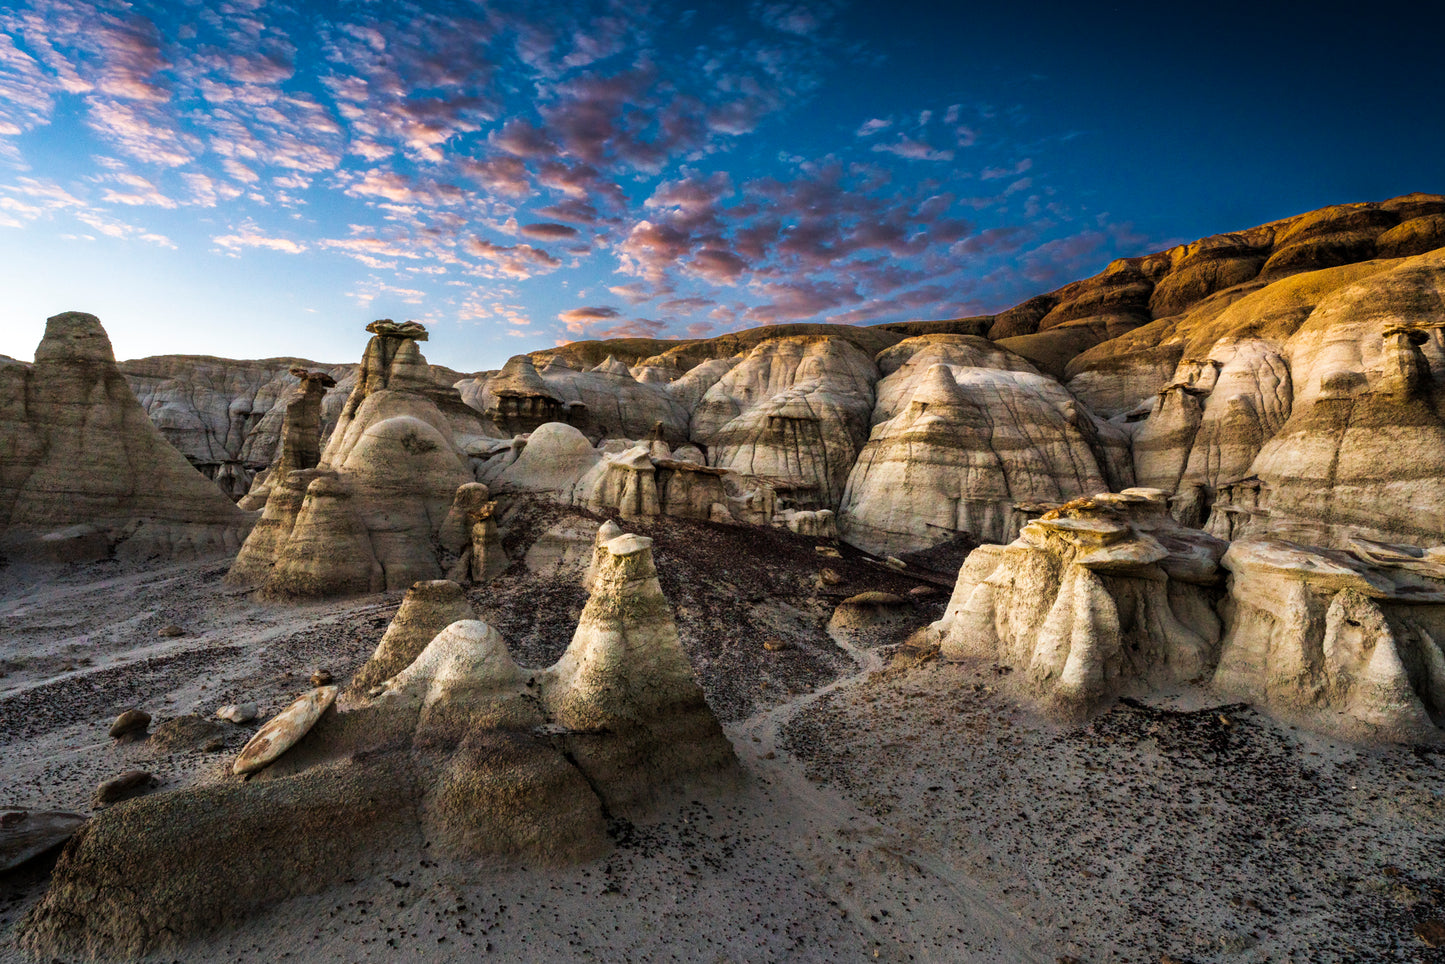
top-left (0, 0), bottom-right (1441, 372)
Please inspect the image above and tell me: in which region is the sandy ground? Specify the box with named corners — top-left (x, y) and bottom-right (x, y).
top-left (2, 513), bottom-right (1444, 962)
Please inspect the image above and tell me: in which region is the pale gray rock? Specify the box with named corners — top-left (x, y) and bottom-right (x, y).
top-left (232, 686), bottom-right (338, 776)
top-left (929, 491), bottom-right (1225, 710)
top-left (0, 810), bottom-right (86, 872)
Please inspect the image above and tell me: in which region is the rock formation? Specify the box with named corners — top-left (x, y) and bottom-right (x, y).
top-left (226, 321), bottom-right (483, 598)
top-left (929, 489), bottom-right (1227, 710)
top-left (0, 312), bottom-right (254, 562)
top-left (20, 530), bottom-right (737, 958)
top-left (344, 579), bottom-right (477, 699)
top-left (1214, 537), bottom-right (1445, 740)
top-left (839, 361), bottom-right (1129, 554)
top-left (691, 336), bottom-right (878, 509)
top-left (121, 355), bottom-right (352, 499)
top-left (236, 368), bottom-right (337, 510)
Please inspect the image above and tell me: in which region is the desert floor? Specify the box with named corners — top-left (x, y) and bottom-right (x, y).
top-left (3, 513), bottom-right (1445, 963)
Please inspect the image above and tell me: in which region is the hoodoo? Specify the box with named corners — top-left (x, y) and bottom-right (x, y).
top-left (19, 528), bottom-right (737, 958)
top-left (0, 312), bottom-right (253, 562)
top-left (226, 321), bottom-right (482, 598)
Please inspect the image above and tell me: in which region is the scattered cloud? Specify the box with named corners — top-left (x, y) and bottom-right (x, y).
top-left (213, 219), bottom-right (306, 254)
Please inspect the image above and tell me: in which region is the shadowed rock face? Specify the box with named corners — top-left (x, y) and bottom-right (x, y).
top-left (121, 356), bottom-right (353, 499)
top-left (19, 531), bottom-right (737, 959)
top-left (1215, 538), bottom-right (1445, 741)
top-left (0, 312), bottom-right (253, 562)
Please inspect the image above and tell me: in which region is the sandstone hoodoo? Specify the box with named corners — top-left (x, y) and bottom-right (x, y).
top-left (226, 320), bottom-right (482, 598)
top-left (0, 312), bottom-right (254, 562)
top-left (19, 529), bottom-right (737, 958)
top-left (928, 489), bottom-right (1227, 710)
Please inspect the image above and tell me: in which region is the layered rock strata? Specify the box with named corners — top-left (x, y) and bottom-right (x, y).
top-left (20, 531), bottom-right (737, 958)
top-left (930, 490), bottom-right (1227, 709)
top-left (0, 312), bottom-right (253, 562)
top-left (1214, 538), bottom-right (1445, 740)
top-left (226, 322), bottom-right (481, 598)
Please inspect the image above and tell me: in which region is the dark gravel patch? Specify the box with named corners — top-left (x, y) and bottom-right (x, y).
top-left (782, 660), bottom-right (1445, 963)
top-left (0, 645), bottom-right (243, 746)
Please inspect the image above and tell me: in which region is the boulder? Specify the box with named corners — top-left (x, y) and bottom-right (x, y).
top-left (0, 810), bottom-right (87, 872)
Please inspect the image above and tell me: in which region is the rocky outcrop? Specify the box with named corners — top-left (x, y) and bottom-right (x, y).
top-left (693, 336), bottom-right (879, 510)
top-left (1215, 538), bottom-right (1445, 740)
top-left (838, 363), bottom-right (1128, 554)
top-left (20, 530), bottom-right (737, 958)
top-left (344, 579), bottom-right (477, 699)
top-left (236, 369), bottom-right (337, 510)
top-left (0, 312), bottom-right (253, 562)
top-left (121, 355), bottom-right (352, 499)
top-left (226, 322), bottom-right (482, 598)
top-left (929, 490), bottom-right (1227, 710)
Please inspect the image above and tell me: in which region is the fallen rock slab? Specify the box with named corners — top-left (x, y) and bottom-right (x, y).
top-left (216, 703), bottom-right (258, 724)
top-left (0, 810), bottom-right (87, 872)
top-left (233, 686), bottom-right (338, 776)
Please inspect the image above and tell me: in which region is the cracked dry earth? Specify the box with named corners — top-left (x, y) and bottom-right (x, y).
top-left (3, 525), bottom-right (1445, 963)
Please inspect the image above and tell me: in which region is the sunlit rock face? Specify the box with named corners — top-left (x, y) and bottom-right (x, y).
top-left (927, 490), bottom-right (1226, 710)
top-left (0, 312), bottom-right (253, 562)
top-left (226, 322), bottom-right (483, 598)
top-left (1058, 202), bottom-right (1445, 552)
top-left (21, 530), bottom-right (737, 960)
top-left (691, 336), bottom-right (880, 510)
top-left (837, 360), bottom-right (1128, 555)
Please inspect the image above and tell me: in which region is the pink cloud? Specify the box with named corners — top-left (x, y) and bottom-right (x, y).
top-left (871, 136), bottom-right (953, 162)
top-left (518, 221), bottom-right (579, 241)
top-left (212, 219), bottom-right (306, 254)
top-left (466, 238), bottom-right (561, 278)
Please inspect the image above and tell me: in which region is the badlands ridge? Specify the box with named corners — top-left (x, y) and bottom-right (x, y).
top-left (2, 194), bottom-right (1445, 961)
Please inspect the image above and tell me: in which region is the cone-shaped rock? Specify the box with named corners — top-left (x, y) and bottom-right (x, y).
top-left (346, 580), bottom-right (476, 699)
top-left (544, 532), bottom-right (738, 813)
top-left (0, 312), bottom-right (252, 561)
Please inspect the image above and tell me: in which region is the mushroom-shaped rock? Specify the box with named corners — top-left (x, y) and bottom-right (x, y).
top-left (930, 493), bottom-right (1225, 710)
top-left (227, 322), bottom-right (480, 599)
top-left (578, 446), bottom-right (661, 521)
top-left (18, 529), bottom-right (736, 958)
